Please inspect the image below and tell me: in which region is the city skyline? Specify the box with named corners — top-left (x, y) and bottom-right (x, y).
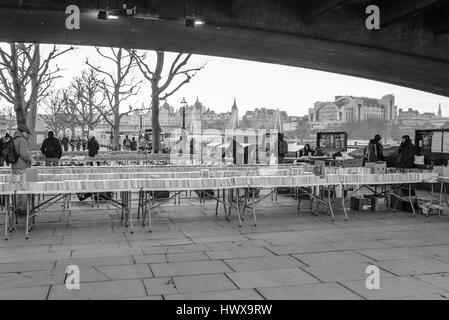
top-left (45, 44), bottom-right (449, 118)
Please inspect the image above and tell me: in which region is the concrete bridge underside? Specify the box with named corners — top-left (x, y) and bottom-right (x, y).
top-left (0, 0), bottom-right (448, 96)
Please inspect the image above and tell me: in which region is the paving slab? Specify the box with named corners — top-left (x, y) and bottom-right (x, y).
top-left (206, 247), bottom-right (273, 260)
top-left (377, 258), bottom-right (449, 276)
top-left (70, 247), bottom-right (143, 259)
top-left (415, 273), bottom-right (449, 291)
top-left (224, 255), bottom-right (305, 272)
top-left (55, 255), bottom-right (134, 269)
top-left (327, 240), bottom-right (393, 251)
top-left (0, 260), bottom-right (55, 274)
top-left (356, 247), bottom-right (429, 261)
top-left (293, 251), bottom-right (374, 267)
top-left (0, 286), bottom-right (49, 300)
top-left (303, 262), bottom-right (396, 282)
top-left (258, 283), bottom-right (363, 300)
top-left (227, 268), bottom-right (319, 289)
top-left (164, 289), bottom-right (263, 300)
top-left (48, 279), bottom-right (147, 300)
top-left (173, 274), bottom-right (237, 293)
top-left (134, 254), bottom-right (167, 264)
top-left (342, 274), bottom-right (448, 299)
top-left (266, 243), bottom-right (335, 255)
top-left (96, 264), bottom-right (153, 280)
top-left (150, 260), bottom-right (232, 277)
top-left (166, 252), bottom-right (210, 262)
top-left (142, 277), bottom-right (177, 296)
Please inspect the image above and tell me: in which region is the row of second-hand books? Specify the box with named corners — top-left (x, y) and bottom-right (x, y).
top-left (0, 173), bottom-right (439, 194)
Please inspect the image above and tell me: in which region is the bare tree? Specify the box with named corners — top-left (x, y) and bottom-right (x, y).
top-left (0, 43), bottom-right (73, 147)
top-left (0, 103), bottom-right (15, 133)
top-left (132, 51), bottom-right (205, 153)
top-left (86, 47), bottom-right (142, 147)
top-left (42, 89), bottom-right (70, 136)
top-left (64, 68), bottom-right (108, 135)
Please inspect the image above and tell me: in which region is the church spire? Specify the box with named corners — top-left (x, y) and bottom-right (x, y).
top-left (232, 98), bottom-right (238, 110)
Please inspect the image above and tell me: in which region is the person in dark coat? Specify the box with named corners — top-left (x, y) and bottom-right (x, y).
top-left (299, 144), bottom-right (314, 157)
top-left (0, 132), bottom-right (11, 166)
top-left (41, 131), bottom-right (62, 166)
top-left (130, 137), bottom-right (137, 151)
top-left (70, 137), bottom-right (76, 151)
top-left (398, 135), bottom-right (416, 168)
top-left (87, 136), bottom-right (100, 166)
top-left (87, 136), bottom-right (100, 157)
top-left (365, 134), bottom-right (384, 164)
top-left (75, 136), bottom-right (82, 151)
top-left (61, 136), bottom-right (69, 152)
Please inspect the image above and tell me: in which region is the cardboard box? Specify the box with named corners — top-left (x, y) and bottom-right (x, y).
top-left (366, 162), bottom-right (386, 174)
top-left (363, 194), bottom-right (387, 212)
top-left (350, 196), bottom-right (372, 211)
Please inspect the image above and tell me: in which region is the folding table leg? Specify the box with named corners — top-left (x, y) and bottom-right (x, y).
top-left (147, 197), bottom-right (152, 233)
top-left (25, 194), bottom-right (30, 240)
top-left (408, 183), bottom-right (416, 217)
top-left (215, 190), bottom-right (219, 215)
top-left (341, 185), bottom-right (348, 221)
top-left (222, 189), bottom-right (227, 218)
top-left (439, 182), bottom-right (444, 217)
top-left (4, 197), bottom-right (8, 241)
top-left (236, 188), bottom-right (242, 227)
top-left (252, 188), bottom-right (257, 226)
top-left (137, 190), bottom-right (142, 220)
top-left (326, 187), bottom-right (335, 221)
top-left (128, 192), bottom-right (134, 234)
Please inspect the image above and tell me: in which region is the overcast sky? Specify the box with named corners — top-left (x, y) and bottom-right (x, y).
top-left (53, 45), bottom-right (449, 118)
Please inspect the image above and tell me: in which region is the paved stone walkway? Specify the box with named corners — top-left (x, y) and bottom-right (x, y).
top-left (1, 191), bottom-right (449, 300)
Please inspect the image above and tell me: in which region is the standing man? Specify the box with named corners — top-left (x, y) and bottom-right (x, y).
top-left (365, 134), bottom-right (384, 164)
top-left (0, 132), bottom-right (11, 166)
top-left (130, 137), bottom-right (137, 151)
top-left (82, 136), bottom-right (88, 151)
top-left (70, 136), bottom-right (76, 151)
top-left (75, 136), bottom-right (82, 151)
top-left (398, 135), bottom-right (416, 168)
top-left (61, 135), bottom-right (69, 151)
top-left (87, 136), bottom-right (100, 166)
top-left (277, 133), bottom-right (289, 164)
top-left (41, 131), bottom-right (62, 166)
top-left (123, 135), bottom-right (131, 151)
top-left (11, 125), bottom-right (32, 215)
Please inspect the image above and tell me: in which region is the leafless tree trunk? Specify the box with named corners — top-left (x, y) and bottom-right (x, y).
top-left (63, 67), bottom-right (107, 135)
top-left (86, 47), bottom-right (142, 148)
top-left (0, 43), bottom-right (73, 147)
top-left (132, 50), bottom-right (205, 153)
top-left (42, 89), bottom-right (71, 136)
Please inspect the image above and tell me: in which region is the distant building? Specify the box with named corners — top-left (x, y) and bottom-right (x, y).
top-left (398, 105), bottom-right (448, 127)
top-left (308, 95), bottom-right (396, 129)
top-left (243, 108), bottom-right (300, 131)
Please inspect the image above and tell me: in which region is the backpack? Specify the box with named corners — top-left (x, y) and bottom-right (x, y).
top-left (4, 137), bottom-right (20, 164)
top-left (278, 140), bottom-right (288, 156)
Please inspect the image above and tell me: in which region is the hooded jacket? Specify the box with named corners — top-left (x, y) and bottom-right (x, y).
top-left (365, 138), bottom-right (385, 163)
top-left (398, 139), bottom-right (416, 168)
top-left (41, 132), bottom-right (62, 159)
top-left (12, 131), bottom-right (31, 170)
